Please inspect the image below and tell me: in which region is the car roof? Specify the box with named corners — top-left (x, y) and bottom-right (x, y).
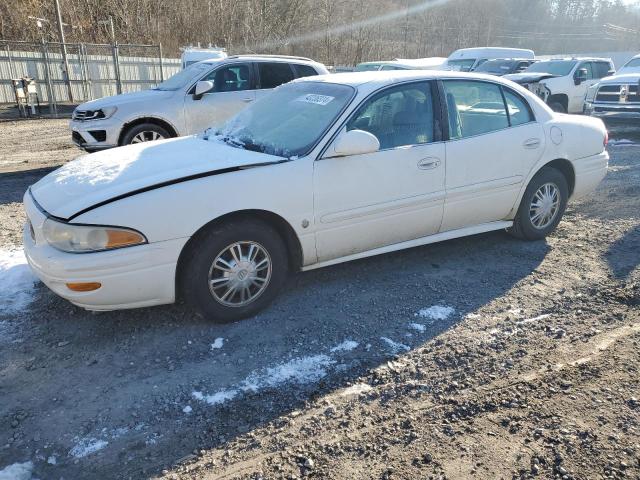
top-left (538, 57), bottom-right (612, 62)
top-left (297, 69), bottom-right (521, 88)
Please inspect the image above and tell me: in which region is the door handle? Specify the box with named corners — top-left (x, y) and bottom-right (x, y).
top-left (242, 98), bottom-right (253, 103)
top-left (417, 158), bottom-right (441, 170)
top-left (523, 138), bottom-right (541, 149)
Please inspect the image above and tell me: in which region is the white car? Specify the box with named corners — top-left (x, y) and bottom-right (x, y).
top-left (70, 55), bottom-right (328, 151)
top-left (505, 58), bottom-right (615, 113)
top-left (445, 47), bottom-right (535, 72)
top-left (25, 71), bottom-right (609, 322)
top-left (584, 53), bottom-right (640, 120)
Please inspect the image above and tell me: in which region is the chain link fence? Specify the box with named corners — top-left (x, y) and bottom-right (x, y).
top-left (0, 40), bottom-right (180, 117)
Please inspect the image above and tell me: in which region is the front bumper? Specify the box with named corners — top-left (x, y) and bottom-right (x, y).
top-left (23, 192), bottom-right (188, 311)
top-left (69, 116), bottom-right (122, 151)
top-left (584, 102), bottom-right (640, 120)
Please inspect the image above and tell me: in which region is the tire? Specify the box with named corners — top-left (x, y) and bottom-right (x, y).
top-left (121, 123), bottom-right (171, 145)
top-left (508, 167), bottom-right (569, 241)
top-left (548, 102), bottom-right (567, 113)
top-left (179, 219), bottom-right (289, 323)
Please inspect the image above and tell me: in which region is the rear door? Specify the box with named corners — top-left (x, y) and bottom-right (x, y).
top-left (254, 62), bottom-right (296, 102)
top-left (184, 62), bottom-right (256, 133)
top-left (441, 79), bottom-right (545, 231)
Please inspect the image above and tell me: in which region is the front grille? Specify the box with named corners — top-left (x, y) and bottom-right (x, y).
top-left (594, 106), bottom-right (640, 113)
top-left (72, 131), bottom-right (85, 145)
top-left (595, 84), bottom-right (640, 103)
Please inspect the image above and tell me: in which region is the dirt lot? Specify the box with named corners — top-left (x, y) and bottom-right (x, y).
top-left (0, 120), bottom-right (638, 480)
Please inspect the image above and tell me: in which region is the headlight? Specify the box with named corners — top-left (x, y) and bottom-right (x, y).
top-left (42, 218), bottom-right (146, 253)
top-left (74, 106), bottom-right (117, 121)
top-left (585, 84), bottom-right (599, 102)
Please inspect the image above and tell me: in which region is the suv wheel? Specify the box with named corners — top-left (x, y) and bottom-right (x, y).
top-left (180, 219), bottom-right (289, 323)
top-left (548, 102), bottom-right (567, 113)
top-left (121, 123), bottom-right (170, 145)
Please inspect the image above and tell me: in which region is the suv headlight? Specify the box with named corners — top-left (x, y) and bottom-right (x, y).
top-left (74, 106), bottom-right (118, 121)
top-left (42, 218), bottom-right (146, 253)
top-left (585, 84), bottom-right (599, 102)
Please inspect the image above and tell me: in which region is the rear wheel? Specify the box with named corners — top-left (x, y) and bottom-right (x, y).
top-left (180, 219), bottom-right (289, 323)
top-left (508, 167), bottom-right (569, 241)
top-left (548, 101), bottom-right (567, 113)
top-left (121, 123), bottom-right (170, 145)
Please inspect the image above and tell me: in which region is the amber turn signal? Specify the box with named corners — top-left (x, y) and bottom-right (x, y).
top-left (66, 282), bottom-right (102, 292)
top-left (105, 229), bottom-right (146, 249)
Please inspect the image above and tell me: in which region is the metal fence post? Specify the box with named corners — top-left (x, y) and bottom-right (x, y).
top-left (41, 39), bottom-right (58, 116)
top-left (158, 43), bottom-right (164, 82)
top-left (5, 43), bottom-right (16, 79)
top-left (112, 41), bottom-right (122, 94)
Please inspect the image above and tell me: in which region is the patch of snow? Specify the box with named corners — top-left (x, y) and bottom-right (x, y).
top-left (465, 313), bottom-right (481, 319)
top-left (340, 383), bottom-right (373, 396)
top-left (52, 152), bottom-right (137, 186)
top-left (608, 138), bottom-right (637, 146)
top-left (517, 314), bottom-right (551, 325)
top-left (182, 405), bottom-right (192, 414)
top-left (193, 354), bottom-right (336, 407)
top-left (416, 305), bottom-right (455, 321)
top-left (0, 249), bottom-right (37, 315)
top-left (69, 438), bottom-right (109, 458)
top-left (508, 308), bottom-right (523, 317)
top-left (0, 462), bottom-right (33, 480)
top-left (47, 455), bottom-right (57, 465)
top-left (210, 337), bottom-right (224, 350)
top-left (330, 340), bottom-right (359, 352)
top-left (380, 337), bottom-right (410, 353)
top-left (409, 322), bottom-right (426, 333)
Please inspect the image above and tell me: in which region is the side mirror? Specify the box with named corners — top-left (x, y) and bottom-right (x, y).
top-left (574, 68), bottom-right (588, 85)
top-left (326, 129), bottom-right (380, 158)
top-left (194, 80), bottom-right (214, 100)
top-left (607, 69), bottom-right (616, 76)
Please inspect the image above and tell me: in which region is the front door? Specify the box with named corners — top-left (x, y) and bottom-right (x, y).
top-left (441, 79), bottom-right (545, 231)
top-left (184, 62), bottom-right (256, 134)
top-left (313, 81), bottom-right (446, 262)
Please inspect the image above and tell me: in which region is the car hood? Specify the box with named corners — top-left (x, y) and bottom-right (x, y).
top-left (30, 136), bottom-right (286, 220)
top-left (76, 89), bottom-right (173, 111)
top-left (598, 72), bottom-right (640, 84)
top-left (504, 72), bottom-right (557, 84)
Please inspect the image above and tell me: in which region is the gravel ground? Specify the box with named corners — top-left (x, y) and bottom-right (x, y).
top-left (0, 121), bottom-right (638, 480)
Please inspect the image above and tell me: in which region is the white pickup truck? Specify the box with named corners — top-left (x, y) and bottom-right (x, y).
top-left (584, 53), bottom-right (640, 121)
top-left (505, 57), bottom-right (615, 113)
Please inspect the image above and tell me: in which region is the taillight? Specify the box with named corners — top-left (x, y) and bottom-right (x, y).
top-left (604, 130), bottom-right (609, 149)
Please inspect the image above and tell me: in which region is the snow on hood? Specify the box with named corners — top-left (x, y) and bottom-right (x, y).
top-left (29, 136), bottom-right (285, 219)
top-left (504, 72), bottom-right (556, 84)
top-left (75, 88), bottom-right (172, 111)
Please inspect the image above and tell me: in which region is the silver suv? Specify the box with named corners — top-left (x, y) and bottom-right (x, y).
top-left (70, 55), bottom-right (328, 151)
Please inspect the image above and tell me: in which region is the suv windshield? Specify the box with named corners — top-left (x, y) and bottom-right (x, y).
top-left (210, 81), bottom-right (354, 158)
top-left (620, 58), bottom-right (640, 73)
top-left (447, 59), bottom-right (476, 72)
top-left (475, 59), bottom-right (516, 74)
top-left (524, 60), bottom-right (577, 76)
top-left (154, 62), bottom-right (211, 91)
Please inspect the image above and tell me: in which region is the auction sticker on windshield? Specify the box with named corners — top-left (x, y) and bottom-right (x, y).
top-left (296, 94), bottom-right (335, 105)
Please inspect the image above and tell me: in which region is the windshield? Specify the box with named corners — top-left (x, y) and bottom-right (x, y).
top-left (154, 62), bottom-right (211, 91)
top-left (355, 63), bottom-right (384, 71)
top-left (524, 60), bottom-right (576, 76)
top-left (210, 81), bottom-right (354, 158)
top-left (475, 59), bottom-right (515, 74)
top-left (447, 59), bottom-right (476, 72)
top-left (620, 58), bottom-right (640, 73)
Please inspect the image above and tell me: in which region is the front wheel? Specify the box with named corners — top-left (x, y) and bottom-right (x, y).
top-left (179, 219), bottom-right (289, 323)
top-left (508, 167), bottom-right (569, 241)
top-left (548, 102), bottom-right (567, 113)
top-left (121, 123), bottom-right (170, 145)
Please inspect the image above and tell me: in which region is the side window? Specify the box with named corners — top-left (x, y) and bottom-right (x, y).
top-left (293, 64), bottom-right (319, 78)
top-left (594, 62), bottom-right (612, 79)
top-left (347, 82), bottom-right (435, 150)
top-left (203, 64), bottom-right (251, 92)
top-left (503, 88), bottom-right (534, 127)
top-left (443, 80), bottom-right (508, 139)
top-left (258, 62), bottom-right (295, 89)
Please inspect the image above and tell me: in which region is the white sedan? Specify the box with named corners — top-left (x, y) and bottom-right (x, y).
top-left (24, 71), bottom-right (608, 322)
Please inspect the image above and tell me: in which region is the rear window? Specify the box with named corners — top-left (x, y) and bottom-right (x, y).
top-left (294, 64), bottom-right (320, 78)
top-left (258, 62), bottom-right (295, 89)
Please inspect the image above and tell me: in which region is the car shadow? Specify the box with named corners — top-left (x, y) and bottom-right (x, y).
top-left (0, 167), bottom-right (58, 205)
top-left (603, 225), bottom-right (640, 280)
top-left (0, 229), bottom-right (550, 479)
